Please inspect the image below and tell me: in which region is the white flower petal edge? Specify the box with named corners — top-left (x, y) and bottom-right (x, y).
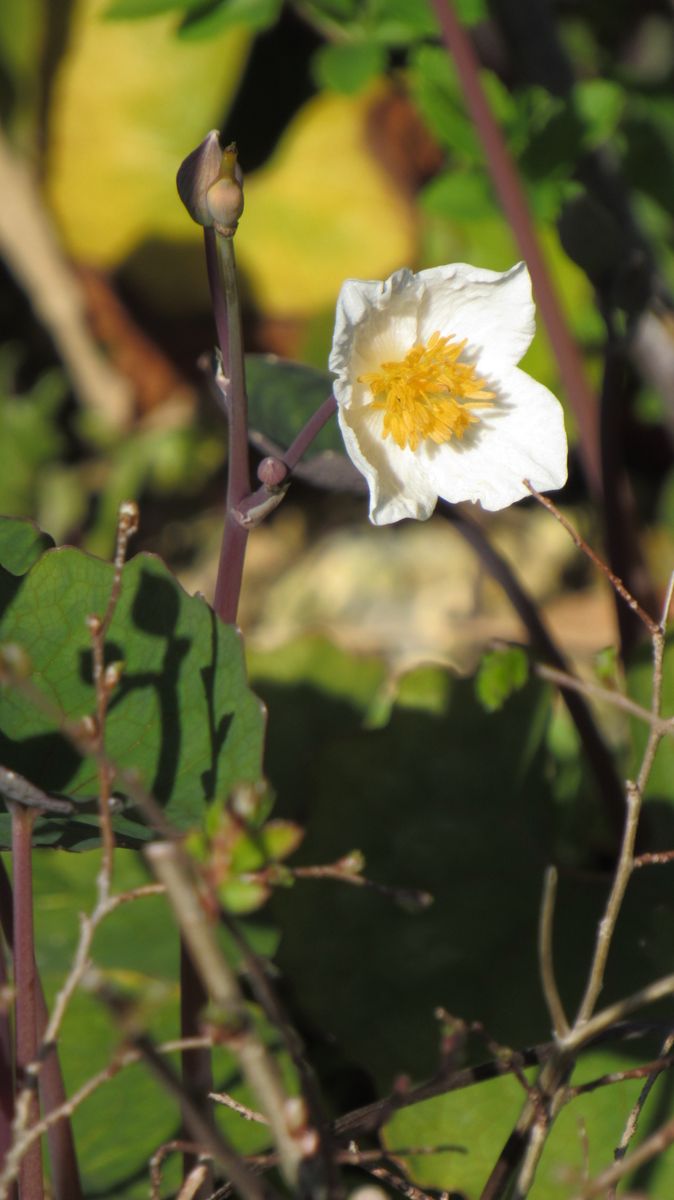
top-left (329, 261), bottom-right (568, 525)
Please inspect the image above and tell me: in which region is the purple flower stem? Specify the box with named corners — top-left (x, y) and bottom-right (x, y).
top-left (0, 859), bottom-right (81, 1200)
top-left (0, 921), bottom-right (14, 1199)
top-left (283, 394), bottom-right (337, 471)
top-left (10, 804), bottom-right (43, 1200)
top-left (206, 229), bottom-right (252, 625)
top-left (235, 395), bottom-right (338, 526)
top-left (178, 227), bottom-right (253, 1197)
top-left (430, 0), bottom-right (602, 500)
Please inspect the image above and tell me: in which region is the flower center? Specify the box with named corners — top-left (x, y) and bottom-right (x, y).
top-left (359, 332), bottom-right (495, 452)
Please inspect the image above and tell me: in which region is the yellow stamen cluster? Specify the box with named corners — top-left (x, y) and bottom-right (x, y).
top-left (359, 331), bottom-right (494, 452)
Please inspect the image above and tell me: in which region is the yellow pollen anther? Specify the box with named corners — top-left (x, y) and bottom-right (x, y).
top-left (359, 331), bottom-right (494, 451)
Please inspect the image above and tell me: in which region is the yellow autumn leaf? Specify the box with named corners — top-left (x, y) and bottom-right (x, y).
top-left (237, 86), bottom-right (417, 315)
top-left (46, 0), bottom-right (249, 265)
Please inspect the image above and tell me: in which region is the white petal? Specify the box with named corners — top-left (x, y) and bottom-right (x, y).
top-left (422, 367), bottom-right (567, 512)
top-left (337, 401), bottom-right (438, 525)
top-left (416, 261), bottom-right (535, 375)
top-left (329, 269), bottom-right (423, 387)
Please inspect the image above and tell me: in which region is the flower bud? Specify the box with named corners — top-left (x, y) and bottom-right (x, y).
top-left (206, 144), bottom-right (244, 236)
top-left (177, 132), bottom-right (244, 235)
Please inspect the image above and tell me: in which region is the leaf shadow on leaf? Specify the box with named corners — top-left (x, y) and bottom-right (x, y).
top-left (252, 654), bottom-right (674, 1110)
top-left (0, 728), bottom-right (82, 796)
top-left (105, 568), bottom-right (191, 802)
top-left (199, 604), bottom-right (235, 802)
top-left (0, 538), bottom-right (265, 848)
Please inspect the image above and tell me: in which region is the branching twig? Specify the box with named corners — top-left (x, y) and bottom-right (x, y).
top-left (87, 500), bottom-right (139, 895)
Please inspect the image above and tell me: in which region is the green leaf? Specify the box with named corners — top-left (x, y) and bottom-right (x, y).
top-left (0, 357), bottom-right (66, 520)
top-left (385, 1046), bottom-right (667, 1197)
top-left (178, 0), bottom-right (282, 38)
top-left (475, 645), bottom-right (529, 712)
top-left (312, 42), bottom-right (387, 94)
top-left (0, 516), bottom-right (54, 576)
top-left (260, 818), bottom-right (304, 861)
top-left (366, 0), bottom-right (438, 42)
top-left (245, 354), bottom-right (341, 456)
top-left (0, 539), bottom-right (265, 848)
top-left (421, 168), bottom-right (496, 220)
top-left (409, 45), bottom-right (480, 163)
top-left (219, 878), bottom-right (271, 913)
top-left (574, 78), bottom-right (624, 148)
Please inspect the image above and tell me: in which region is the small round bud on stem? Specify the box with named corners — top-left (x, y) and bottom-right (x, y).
top-left (207, 145), bottom-right (244, 236)
top-left (177, 133), bottom-right (244, 235)
top-left (104, 662), bottom-right (124, 691)
top-left (257, 457), bottom-right (288, 489)
top-left (118, 500), bottom-right (139, 537)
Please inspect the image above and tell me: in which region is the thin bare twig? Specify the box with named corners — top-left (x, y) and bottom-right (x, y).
top-left (524, 483), bottom-right (658, 635)
top-left (92, 974), bottom-right (272, 1200)
top-left (87, 500), bottom-right (139, 895)
top-left (633, 850), bottom-right (674, 868)
top-left (209, 1093), bottom-right (268, 1124)
top-left (607, 1031), bottom-right (674, 1200)
top-left (484, 558), bottom-right (674, 1198)
top-left (534, 664), bottom-right (674, 735)
top-left (538, 867), bottom-right (570, 1038)
top-left (573, 1112), bottom-right (674, 1198)
top-left (146, 841), bottom-right (318, 1192)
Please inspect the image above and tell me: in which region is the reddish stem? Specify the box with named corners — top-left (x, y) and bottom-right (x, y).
top-left (0, 921), bottom-right (15, 1200)
top-left (10, 805), bottom-right (43, 1200)
top-left (430, 0), bottom-right (602, 498)
top-left (0, 860), bottom-right (81, 1200)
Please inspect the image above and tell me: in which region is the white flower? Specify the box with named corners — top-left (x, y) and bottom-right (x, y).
top-left (329, 261), bottom-right (568, 524)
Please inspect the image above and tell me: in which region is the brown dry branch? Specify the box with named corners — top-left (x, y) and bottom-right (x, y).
top-left (145, 841), bottom-right (321, 1194)
top-left (215, 903), bottom-right (339, 1191)
top-left (151, 1140), bottom-right (204, 1200)
top-left (567, 1050), bottom-right (674, 1099)
top-left (634, 850), bottom-right (674, 868)
top-left (1, 1035), bottom-right (212, 1197)
top-left (367, 1160), bottom-right (449, 1200)
top-left (90, 972), bottom-right (272, 1200)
